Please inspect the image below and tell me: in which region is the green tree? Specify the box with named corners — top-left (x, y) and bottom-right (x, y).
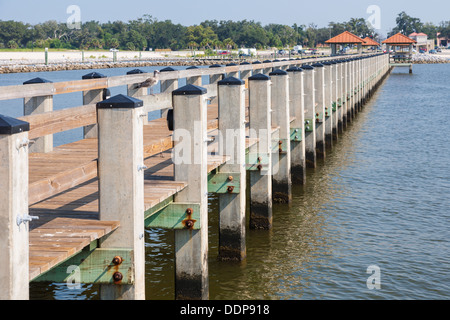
top-left (390, 11), bottom-right (423, 36)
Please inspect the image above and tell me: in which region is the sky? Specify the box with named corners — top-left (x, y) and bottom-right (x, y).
top-left (0, 0), bottom-right (448, 37)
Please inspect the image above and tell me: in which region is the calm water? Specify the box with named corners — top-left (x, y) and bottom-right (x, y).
top-left (1, 63), bottom-right (449, 300)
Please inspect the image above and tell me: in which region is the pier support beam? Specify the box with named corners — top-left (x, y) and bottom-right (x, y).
top-left (82, 72), bottom-right (107, 139)
top-left (302, 65), bottom-right (316, 168)
top-left (248, 73), bottom-right (272, 229)
top-left (0, 115), bottom-right (31, 300)
top-left (217, 77), bottom-right (247, 261)
top-left (23, 77), bottom-right (53, 153)
top-left (172, 84), bottom-right (209, 299)
top-left (96, 94), bottom-right (146, 300)
top-left (269, 69), bottom-right (291, 203)
top-left (312, 63), bottom-right (326, 160)
top-left (287, 66), bottom-right (306, 184)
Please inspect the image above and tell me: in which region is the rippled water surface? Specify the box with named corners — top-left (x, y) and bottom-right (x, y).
top-left (2, 63), bottom-right (448, 300)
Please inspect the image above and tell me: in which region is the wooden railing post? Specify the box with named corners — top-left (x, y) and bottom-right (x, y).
top-left (82, 72), bottom-right (107, 139)
top-left (287, 66), bottom-right (306, 185)
top-left (172, 84), bottom-right (209, 300)
top-left (0, 115), bottom-right (31, 300)
top-left (96, 94), bottom-right (146, 300)
top-left (269, 69), bottom-right (292, 203)
top-left (23, 77), bottom-right (53, 153)
top-left (217, 76), bottom-right (247, 261)
top-left (248, 73), bottom-right (272, 229)
top-left (302, 65), bottom-right (316, 168)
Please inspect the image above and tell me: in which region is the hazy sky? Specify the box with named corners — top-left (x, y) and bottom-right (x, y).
top-left (0, 0), bottom-right (448, 37)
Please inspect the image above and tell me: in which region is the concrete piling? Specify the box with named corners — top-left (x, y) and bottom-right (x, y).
top-left (302, 65), bottom-right (316, 168)
top-left (217, 76), bottom-right (247, 261)
top-left (287, 66), bottom-right (306, 184)
top-left (96, 94), bottom-right (146, 300)
top-left (172, 84), bottom-right (209, 300)
top-left (269, 69), bottom-right (292, 203)
top-left (0, 115), bottom-right (30, 300)
top-left (248, 73), bottom-right (273, 229)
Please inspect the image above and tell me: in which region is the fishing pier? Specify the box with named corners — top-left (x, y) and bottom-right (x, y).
top-left (0, 52), bottom-right (391, 300)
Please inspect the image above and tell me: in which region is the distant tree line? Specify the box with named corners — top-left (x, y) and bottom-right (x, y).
top-left (0, 13), bottom-right (448, 51)
top-left (389, 11), bottom-right (449, 40)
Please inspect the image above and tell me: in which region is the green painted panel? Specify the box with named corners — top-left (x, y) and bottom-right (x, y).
top-left (145, 202), bottom-right (201, 230)
top-left (32, 248), bottom-right (134, 284)
top-left (208, 172), bottom-right (240, 193)
top-left (315, 112), bottom-right (323, 123)
top-left (272, 138), bottom-right (288, 153)
top-left (290, 128), bottom-right (302, 142)
top-left (304, 119), bottom-right (313, 132)
top-left (245, 152), bottom-right (270, 171)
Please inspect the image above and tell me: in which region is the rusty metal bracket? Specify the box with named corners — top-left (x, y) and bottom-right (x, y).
top-left (272, 139), bottom-right (288, 153)
top-left (315, 112), bottom-right (323, 123)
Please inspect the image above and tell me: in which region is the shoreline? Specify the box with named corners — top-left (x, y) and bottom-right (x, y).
top-left (0, 59), bottom-right (239, 74)
top-left (0, 50), bottom-right (449, 74)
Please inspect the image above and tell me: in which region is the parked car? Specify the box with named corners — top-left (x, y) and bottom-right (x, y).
top-left (429, 50), bottom-right (437, 54)
top-left (419, 49), bottom-right (425, 53)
